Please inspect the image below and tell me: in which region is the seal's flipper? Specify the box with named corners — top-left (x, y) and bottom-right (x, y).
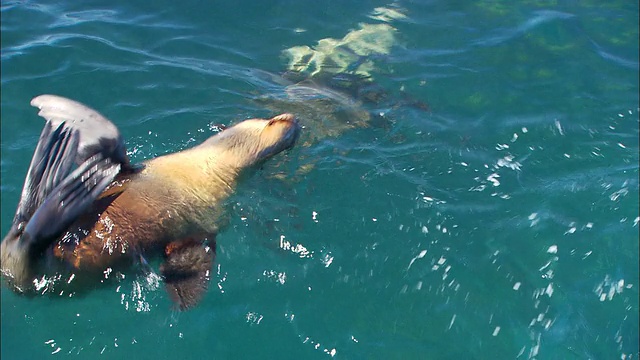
top-left (30, 95), bottom-right (131, 170)
top-left (160, 238), bottom-right (215, 310)
top-left (23, 154), bottom-right (121, 255)
top-left (12, 122), bottom-right (79, 229)
top-left (2, 121), bottom-right (120, 287)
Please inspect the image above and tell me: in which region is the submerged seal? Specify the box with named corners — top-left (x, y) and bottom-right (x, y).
top-left (1, 95), bottom-right (300, 310)
top-left (251, 8), bottom-right (428, 144)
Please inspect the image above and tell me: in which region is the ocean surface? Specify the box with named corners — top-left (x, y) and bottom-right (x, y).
top-left (1, 1), bottom-right (638, 359)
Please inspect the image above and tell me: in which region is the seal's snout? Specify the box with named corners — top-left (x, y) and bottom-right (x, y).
top-left (252, 113), bottom-right (301, 160)
top-left (270, 113), bottom-right (297, 124)
top-left (269, 113), bottom-right (300, 143)
top-left (283, 114), bottom-right (301, 146)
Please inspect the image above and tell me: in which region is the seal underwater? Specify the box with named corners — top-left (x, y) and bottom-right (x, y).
top-left (0, 95), bottom-right (300, 310)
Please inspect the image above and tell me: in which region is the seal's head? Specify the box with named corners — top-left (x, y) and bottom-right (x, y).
top-left (206, 113), bottom-right (301, 167)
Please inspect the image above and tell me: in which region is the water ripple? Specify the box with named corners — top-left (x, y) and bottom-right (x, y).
top-left (1, 1), bottom-right (638, 359)
top-left (473, 10), bottom-right (575, 47)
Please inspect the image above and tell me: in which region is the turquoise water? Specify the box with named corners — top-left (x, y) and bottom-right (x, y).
top-left (1, 1), bottom-right (638, 359)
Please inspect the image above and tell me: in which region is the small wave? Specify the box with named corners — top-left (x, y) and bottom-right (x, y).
top-left (49, 9), bottom-right (192, 30)
top-left (473, 10), bottom-right (575, 47)
top-left (590, 42), bottom-right (639, 70)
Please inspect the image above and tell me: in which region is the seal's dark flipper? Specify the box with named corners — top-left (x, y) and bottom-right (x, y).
top-left (2, 119), bottom-right (121, 287)
top-left (160, 238), bottom-right (216, 311)
top-left (30, 95), bottom-right (132, 171)
top-left (23, 154), bottom-right (121, 255)
top-left (12, 122), bottom-right (79, 229)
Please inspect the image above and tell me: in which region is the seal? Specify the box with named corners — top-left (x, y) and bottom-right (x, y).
top-left (252, 8), bottom-right (428, 144)
top-left (0, 95), bottom-right (300, 310)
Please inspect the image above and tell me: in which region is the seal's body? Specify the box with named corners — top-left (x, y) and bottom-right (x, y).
top-left (1, 95), bottom-right (299, 309)
top-left (56, 140), bottom-right (239, 271)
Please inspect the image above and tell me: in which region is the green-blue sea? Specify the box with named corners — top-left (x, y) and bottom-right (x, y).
top-left (1, 1), bottom-right (638, 359)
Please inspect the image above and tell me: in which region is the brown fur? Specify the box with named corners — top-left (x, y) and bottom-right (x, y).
top-left (52, 148), bottom-right (227, 271)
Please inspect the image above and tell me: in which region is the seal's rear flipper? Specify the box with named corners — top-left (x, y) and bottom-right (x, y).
top-left (30, 95), bottom-right (132, 171)
top-left (12, 121), bottom-right (79, 229)
top-left (23, 154), bottom-right (121, 255)
top-left (160, 238), bottom-right (216, 310)
top-left (2, 119), bottom-right (121, 287)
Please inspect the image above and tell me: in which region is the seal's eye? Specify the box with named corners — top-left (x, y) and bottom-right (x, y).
top-left (267, 120), bottom-right (276, 127)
